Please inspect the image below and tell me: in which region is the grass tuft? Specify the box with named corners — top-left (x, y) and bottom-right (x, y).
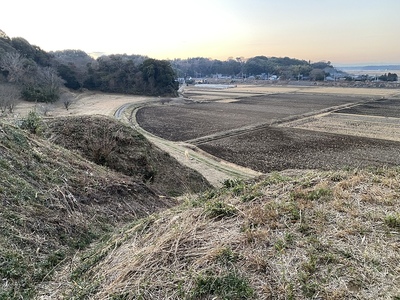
top-left (205, 200), bottom-right (238, 219)
top-left (384, 213), bottom-right (400, 229)
top-left (190, 272), bottom-right (255, 300)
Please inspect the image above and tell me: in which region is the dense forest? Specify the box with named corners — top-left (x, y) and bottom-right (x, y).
top-left (1, 28), bottom-right (338, 105)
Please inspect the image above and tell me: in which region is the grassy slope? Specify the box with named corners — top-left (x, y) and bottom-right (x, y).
top-left (1, 115), bottom-right (399, 299)
top-left (0, 120), bottom-right (176, 299)
top-left (43, 115), bottom-right (212, 196)
top-left (53, 169), bottom-right (400, 299)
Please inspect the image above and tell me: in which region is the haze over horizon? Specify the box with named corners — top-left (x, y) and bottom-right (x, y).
top-left (2, 0), bottom-right (399, 66)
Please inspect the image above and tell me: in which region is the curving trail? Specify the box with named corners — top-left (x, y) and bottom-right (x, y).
top-left (14, 84), bottom-right (399, 187)
top-left (112, 84), bottom-right (400, 187)
top-left (115, 103), bottom-right (263, 187)
top-left (11, 90), bottom-right (261, 187)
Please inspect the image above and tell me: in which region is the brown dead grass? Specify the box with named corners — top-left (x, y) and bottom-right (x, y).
top-left (43, 115), bottom-right (212, 196)
top-left (50, 168), bottom-right (400, 299)
top-left (283, 113), bottom-right (400, 142)
top-left (0, 120), bottom-right (175, 299)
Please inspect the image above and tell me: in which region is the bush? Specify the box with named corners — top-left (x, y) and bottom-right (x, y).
top-left (21, 85), bottom-right (60, 103)
top-left (20, 111), bottom-right (43, 134)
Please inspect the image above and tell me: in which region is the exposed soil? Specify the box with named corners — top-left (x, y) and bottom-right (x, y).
top-left (8, 84), bottom-right (400, 186)
top-left (7, 89), bottom-right (263, 187)
top-left (135, 85), bottom-right (400, 174)
top-left (336, 98), bottom-right (400, 118)
top-left (136, 93), bottom-right (368, 142)
top-left (198, 126), bottom-right (400, 173)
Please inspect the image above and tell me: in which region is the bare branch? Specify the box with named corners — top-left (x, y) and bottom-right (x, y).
top-left (0, 83), bottom-right (19, 114)
top-left (60, 92), bottom-right (75, 110)
top-left (0, 52), bottom-right (26, 83)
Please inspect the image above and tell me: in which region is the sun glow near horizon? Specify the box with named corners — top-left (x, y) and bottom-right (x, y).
top-left (2, 0), bottom-right (400, 65)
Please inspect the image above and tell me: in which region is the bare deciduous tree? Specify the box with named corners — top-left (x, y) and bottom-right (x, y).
top-left (38, 103), bottom-right (53, 116)
top-left (60, 92), bottom-right (75, 110)
top-left (0, 83), bottom-right (19, 114)
top-left (37, 67), bottom-right (63, 96)
top-left (0, 52), bottom-right (27, 83)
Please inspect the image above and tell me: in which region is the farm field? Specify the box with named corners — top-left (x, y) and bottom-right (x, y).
top-left (198, 126), bottom-right (400, 173)
top-left (336, 98), bottom-right (400, 118)
top-left (283, 98), bottom-right (400, 142)
top-left (137, 84), bottom-right (400, 173)
top-left (137, 92), bottom-right (368, 142)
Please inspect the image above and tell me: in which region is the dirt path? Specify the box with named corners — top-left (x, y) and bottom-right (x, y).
top-left (124, 105), bottom-right (263, 187)
top-left (10, 84), bottom-right (399, 187)
top-left (10, 90), bottom-right (262, 187)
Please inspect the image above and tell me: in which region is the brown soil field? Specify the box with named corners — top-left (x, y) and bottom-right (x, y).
top-left (197, 126), bottom-right (400, 173)
top-left (136, 93), bottom-right (368, 141)
top-left (335, 98), bottom-right (400, 118)
top-left (8, 84), bottom-right (400, 179)
top-left (136, 84), bottom-right (400, 173)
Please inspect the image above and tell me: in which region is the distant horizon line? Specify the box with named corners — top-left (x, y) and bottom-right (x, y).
top-left (335, 63), bottom-right (400, 69)
top-left (86, 51), bottom-right (400, 68)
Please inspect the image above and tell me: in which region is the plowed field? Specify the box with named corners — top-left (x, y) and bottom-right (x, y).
top-left (136, 93), bottom-right (365, 141)
top-left (136, 85), bottom-right (400, 173)
top-left (198, 126), bottom-right (400, 173)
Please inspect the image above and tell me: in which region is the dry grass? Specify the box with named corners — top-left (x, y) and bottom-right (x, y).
top-left (0, 117), bottom-right (176, 299)
top-left (282, 112), bottom-right (400, 142)
top-left (183, 84), bottom-right (399, 101)
top-left (43, 115), bottom-right (212, 196)
top-left (54, 168), bottom-right (400, 299)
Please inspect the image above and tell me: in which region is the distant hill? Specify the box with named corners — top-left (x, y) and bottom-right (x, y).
top-left (338, 65), bottom-right (400, 71)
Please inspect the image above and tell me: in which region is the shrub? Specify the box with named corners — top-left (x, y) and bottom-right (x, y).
top-left (21, 85), bottom-right (59, 103)
top-left (20, 111), bottom-right (43, 134)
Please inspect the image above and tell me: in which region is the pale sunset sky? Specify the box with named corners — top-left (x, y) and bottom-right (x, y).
top-left (2, 0), bottom-right (399, 66)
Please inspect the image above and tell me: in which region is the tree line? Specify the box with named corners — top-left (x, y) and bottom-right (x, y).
top-left (1, 29), bottom-right (340, 108)
top-left (378, 73), bottom-right (398, 82)
top-left (0, 32), bottom-right (179, 107)
top-left (170, 56), bottom-right (333, 80)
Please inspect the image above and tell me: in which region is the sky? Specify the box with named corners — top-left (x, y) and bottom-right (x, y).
top-left (1, 0), bottom-right (400, 66)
